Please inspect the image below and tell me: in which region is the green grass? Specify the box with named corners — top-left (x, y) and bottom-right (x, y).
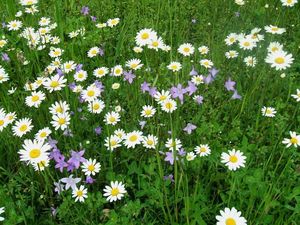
top-left (0, 0), bottom-right (300, 224)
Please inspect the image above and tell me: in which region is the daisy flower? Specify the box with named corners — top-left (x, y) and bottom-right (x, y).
top-left (244, 56), bottom-right (257, 67)
top-left (51, 113), bottom-right (70, 130)
top-left (87, 46), bottom-right (100, 58)
top-left (111, 65), bottom-right (123, 76)
top-left (186, 152), bottom-right (196, 161)
top-left (141, 105), bottom-right (156, 118)
top-left (35, 127), bottom-right (52, 141)
top-left (0, 38), bottom-right (7, 48)
top-left (103, 181), bottom-right (126, 202)
top-left (291, 89), bottom-right (300, 102)
top-left (133, 46), bottom-right (143, 53)
top-left (5, 112), bottom-right (16, 125)
top-left (81, 158), bottom-right (101, 176)
top-left (267, 42), bottom-right (283, 53)
top-left (148, 37), bottom-right (164, 50)
top-left (12, 118), bottom-right (33, 137)
top-left (62, 61), bottom-right (76, 73)
top-left (18, 139), bottom-right (51, 165)
top-left (0, 109), bottom-right (9, 132)
top-left (20, 0), bottom-right (38, 6)
top-left (264, 25), bottom-right (286, 34)
top-left (25, 91), bottom-right (46, 108)
top-left (93, 67), bottom-right (109, 78)
top-left (49, 101), bottom-right (70, 115)
top-left (135, 28), bottom-right (157, 46)
top-left (261, 106), bottom-right (277, 117)
top-left (235, 0), bottom-right (245, 5)
top-left (167, 62), bottom-right (182, 72)
top-left (124, 131), bottom-right (143, 148)
top-left (0, 207), bottom-right (4, 221)
top-left (125, 59), bottom-right (143, 70)
top-left (238, 36), bottom-right (256, 50)
top-left (165, 138), bottom-right (182, 151)
top-left (161, 99), bottom-right (177, 113)
top-left (43, 74), bottom-right (67, 92)
top-left (81, 85), bottom-right (100, 102)
top-left (72, 185), bottom-right (88, 202)
top-left (39, 17), bottom-right (51, 26)
top-left (7, 20), bottom-right (22, 31)
top-left (191, 75), bottom-right (205, 85)
top-left (74, 70), bottom-right (88, 82)
top-left (200, 59), bottom-right (213, 69)
top-left (216, 207), bottom-right (247, 225)
top-left (265, 50), bottom-right (294, 70)
top-left (114, 129), bottom-right (126, 140)
top-left (281, 0), bottom-right (298, 7)
top-left (107, 18), bottom-right (120, 27)
top-left (194, 144), bottom-right (211, 157)
top-left (225, 33), bottom-right (238, 46)
top-left (178, 43), bottom-right (194, 56)
top-left (221, 149), bottom-right (246, 171)
top-left (104, 111), bottom-right (120, 126)
top-left (198, 46), bottom-right (209, 55)
top-left (88, 99), bottom-right (105, 114)
top-left (142, 134), bottom-right (158, 149)
top-left (225, 50), bottom-right (239, 59)
top-left (282, 131), bottom-right (300, 148)
top-left (49, 47), bottom-right (63, 58)
top-left (104, 135), bottom-right (122, 151)
top-left (154, 90), bottom-right (171, 103)
top-left (32, 158), bottom-right (49, 171)
top-left (0, 66), bottom-right (9, 83)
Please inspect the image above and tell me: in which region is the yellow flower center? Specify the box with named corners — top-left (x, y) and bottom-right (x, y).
top-left (111, 188), bottom-right (119, 196)
top-left (111, 19), bottom-right (118, 25)
top-left (97, 70), bottom-right (104, 75)
top-left (147, 139), bottom-right (154, 145)
top-left (31, 95), bottom-right (40, 102)
top-left (144, 109), bottom-right (152, 115)
top-left (50, 81), bottom-right (59, 88)
top-left (272, 47), bottom-right (278, 52)
top-left (152, 41), bottom-right (159, 47)
top-left (65, 64), bottom-right (71, 69)
top-left (159, 95), bottom-right (167, 101)
top-left (88, 164), bottom-right (95, 171)
top-left (291, 137), bottom-right (298, 144)
top-left (87, 90), bottom-right (95, 97)
top-left (77, 190), bottom-right (83, 197)
top-left (141, 33), bottom-right (149, 40)
top-left (271, 27), bottom-right (279, 32)
top-left (91, 49), bottom-right (97, 55)
top-left (40, 132), bottom-right (47, 138)
top-left (165, 102), bottom-right (173, 110)
top-left (115, 68), bottom-right (121, 74)
top-left (266, 109), bottom-right (272, 114)
top-left (131, 63), bottom-right (138, 69)
top-left (200, 147), bottom-right (206, 152)
top-left (129, 135), bottom-right (138, 142)
top-left (29, 149), bottom-right (41, 159)
top-left (78, 73), bottom-right (84, 78)
top-left (93, 104), bottom-right (100, 110)
top-left (183, 47), bottom-right (190, 53)
top-left (171, 65), bottom-right (178, 70)
top-left (229, 37), bottom-right (235, 42)
top-left (0, 120), bottom-right (4, 126)
top-left (243, 42), bottom-right (250, 47)
top-left (110, 140), bottom-right (117, 146)
top-left (58, 118), bottom-right (65, 125)
top-left (225, 218), bottom-right (236, 225)
top-left (56, 106), bottom-right (63, 113)
top-left (275, 57), bottom-right (285, 64)
top-left (229, 155), bottom-right (238, 163)
top-left (20, 124), bottom-right (28, 132)
top-left (109, 117), bottom-right (116, 123)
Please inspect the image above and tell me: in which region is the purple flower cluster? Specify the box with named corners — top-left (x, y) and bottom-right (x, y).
top-left (224, 78), bottom-right (242, 99)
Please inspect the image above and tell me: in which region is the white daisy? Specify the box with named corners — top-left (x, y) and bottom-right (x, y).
top-left (261, 106), bottom-right (277, 117)
top-left (225, 33), bottom-right (238, 46)
top-left (186, 152), bottom-right (196, 161)
top-left (104, 111), bottom-right (120, 126)
top-left (265, 50), bottom-right (294, 70)
top-left (0, 66), bottom-right (9, 83)
top-left (125, 58), bottom-right (143, 70)
top-left (191, 75), bottom-right (205, 85)
top-left (74, 70), bottom-right (88, 82)
top-left (103, 181), bottom-right (126, 202)
top-left (88, 99), bottom-right (105, 114)
top-left (135, 28), bottom-right (157, 46)
top-left (32, 158), bottom-right (49, 171)
top-left (18, 139), bottom-right (51, 165)
top-left (154, 90), bottom-right (171, 103)
top-left (267, 42), bottom-right (283, 53)
top-left (0, 109), bottom-right (9, 132)
top-left (148, 37), bottom-right (164, 51)
top-left (124, 131), bottom-right (143, 148)
top-left (161, 99), bottom-right (177, 113)
top-left (282, 131), bottom-right (300, 148)
top-left (281, 0), bottom-right (298, 7)
top-left (225, 50), bottom-right (239, 59)
top-left (104, 135), bottom-right (122, 151)
top-left (200, 59), bottom-right (213, 69)
top-left (221, 149), bottom-right (246, 171)
top-left (178, 43), bottom-right (194, 56)
top-left (81, 158), bottom-right (101, 176)
top-left (81, 85), bottom-right (101, 102)
top-left (142, 134), bottom-right (158, 149)
top-left (93, 67), bottom-right (109, 78)
top-left (62, 61), bottom-right (76, 73)
top-left (49, 101), bottom-right (70, 115)
top-left (291, 89), bottom-right (300, 102)
top-left (7, 20), bottom-right (22, 31)
top-left (243, 56), bottom-right (257, 67)
top-left (216, 207), bottom-right (247, 225)
top-left (0, 207), bottom-right (4, 221)
top-left (167, 62), bottom-right (182, 72)
top-left (43, 74), bottom-right (67, 92)
top-left (87, 46), bottom-right (100, 58)
top-left (165, 138), bottom-right (182, 151)
top-left (114, 129), bottom-right (126, 140)
top-left (51, 113), bottom-right (70, 130)
top-left (194, 144), bottom-right (211, 157)
top-left (265, 25), bottom-right (286, 34)
top-left (35, 127), bottom-right (52, 141)
top-left (25, 91), bottom-right (46, 108)
top-left (72, 185), bottom-right (88, 202)
top-left (107, 18), bottom-right (120, 27)
top-left (12, 118), bottom-right (33, 137)
top-left (111, 65), bottom-right (123, 76)
top-left (141, 105), bottom-right (156, 118)
top-left (238, 36), bottom-right (257, 50)
top-left (198, 45), bottom-right (209, 55)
